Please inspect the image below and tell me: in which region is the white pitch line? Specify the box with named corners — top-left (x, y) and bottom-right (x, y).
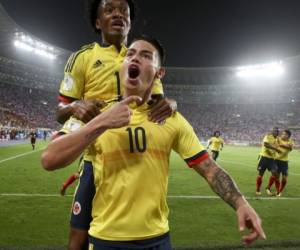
top-left (1, 193), bottom-right (300, 200)
top-left (0, 148), bottom-right (44, 165)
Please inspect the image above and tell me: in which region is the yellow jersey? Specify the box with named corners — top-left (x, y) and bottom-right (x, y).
top-left (59, 42), bottom-right (163, 104)
top-left (208, 136), bottom-right (224, 152)
top-left (276, 137), bottom-right (293, 162)
top-left (260, 133), bottom-right (278, 159)
top-left (88, 104), bottom-right (208, 240)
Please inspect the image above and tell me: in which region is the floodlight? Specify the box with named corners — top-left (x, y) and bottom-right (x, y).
top-left (13, 38), bottom-right (56, 60)
top-left (236, 61), bottom-right (284, 78)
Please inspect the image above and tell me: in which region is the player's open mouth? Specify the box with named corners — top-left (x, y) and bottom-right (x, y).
top-left (112, 20), bottom-right (125, 28)
top-left (128, 65), bottom-right (140, 79)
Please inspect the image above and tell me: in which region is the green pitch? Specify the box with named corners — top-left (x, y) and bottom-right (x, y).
top-left (0, 141), bottom-right (300, 249)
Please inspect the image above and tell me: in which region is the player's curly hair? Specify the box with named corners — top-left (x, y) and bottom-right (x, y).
top-left (213, 131), bottom-right (221, 136)
top-left (87, 0), bottom-right (136, 34)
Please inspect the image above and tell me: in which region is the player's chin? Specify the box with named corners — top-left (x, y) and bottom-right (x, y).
top-left (109, 27), bottom-right (129, 37)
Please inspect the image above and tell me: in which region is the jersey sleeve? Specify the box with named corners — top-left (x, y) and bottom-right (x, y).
top-left (263, 135), bottom-right (271, 144)
top-left (152, 78), bottom-right (164, 96)
top-left (58, 51), bottom-right (86, 103)
top-left (172, 113), bottom-right (209, 168)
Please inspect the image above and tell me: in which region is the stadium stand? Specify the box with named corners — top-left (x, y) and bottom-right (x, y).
top-left (0, 2), bottom-right (300, 144)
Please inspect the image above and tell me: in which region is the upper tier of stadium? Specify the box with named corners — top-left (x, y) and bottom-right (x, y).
top-left (1, 3), bottom-right (300, 105)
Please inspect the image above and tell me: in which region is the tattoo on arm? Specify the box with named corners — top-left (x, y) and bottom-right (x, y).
top-left (210, 167), bottom-right (242, 209)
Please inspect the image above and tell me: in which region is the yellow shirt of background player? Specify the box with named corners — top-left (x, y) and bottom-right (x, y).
top-left (276, 137), bottom-right (294, 162)
top-left (209, 136), bottom-right (224, 152)
top-left (59, 43), bottom-right (163, 103)
top-left (260, 134), bottom-right (278, 159)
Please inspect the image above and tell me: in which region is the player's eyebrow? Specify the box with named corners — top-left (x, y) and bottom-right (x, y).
top-left (140, 50), bottom-right (153, 56)
top-left (127, 48), bottom-right (153, 55)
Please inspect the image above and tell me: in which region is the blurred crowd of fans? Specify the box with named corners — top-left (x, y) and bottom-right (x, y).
top-left (179, 103), bottom-right (300, 143)
top-left (0, 82), bottom-right (58, 141)
top-left (1, 80), bottom-right (300, 144)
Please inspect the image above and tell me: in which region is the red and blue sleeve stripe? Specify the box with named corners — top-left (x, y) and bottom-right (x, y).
top-left (184, 150), bottom-right (209, 168)
top-left (58, 94), bottom-right (78, 104)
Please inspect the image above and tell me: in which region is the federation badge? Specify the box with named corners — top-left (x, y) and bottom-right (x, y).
top-left (63, 75), bottom-right (74, 92)
top-left (69, 121), bottom-right (82, 131)
top-left (73, 201), bottom-right (81, 215)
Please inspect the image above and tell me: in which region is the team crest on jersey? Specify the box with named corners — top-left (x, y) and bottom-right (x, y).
top-left (73, 201), bottom-right (81, 215)
top-left (67, 120), bottom-right (82, 132)
top-left (63, 75), bottom-right (74, 91)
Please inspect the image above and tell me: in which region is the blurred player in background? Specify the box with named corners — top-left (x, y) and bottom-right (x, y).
top-left (207, 131), bottom-right (224, 161)
top-left (267, 129), bottom-right (293, 196)
top-left (256, 127), bottom-right (280, 196)
top-left (29, 130), bottom-right (37, 150)
top-left (42, 37), bottom-right (266, 249)
top-left (55, 0), bottom-right (176, 249)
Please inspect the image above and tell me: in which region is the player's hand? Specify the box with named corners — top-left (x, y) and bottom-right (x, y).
top-left (71, 100), bottom-right (107, 123)
top-left (148, 98), bottom-right (177, 123)
top-left (236, 203), bottom-right (266, 245)
top-left (100, 96), bottom-right (142, 129)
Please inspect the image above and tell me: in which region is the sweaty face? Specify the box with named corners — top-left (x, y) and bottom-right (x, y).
top-left (120, 40), bottom-right (163, 101)
top-left (95, 0), bottom-right (131, 39)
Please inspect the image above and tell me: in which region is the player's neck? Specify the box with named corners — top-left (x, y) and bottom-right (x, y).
top-left (101, 36), bottom-right (127, 51)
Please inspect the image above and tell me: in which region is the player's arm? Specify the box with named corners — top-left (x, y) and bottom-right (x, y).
top-left (193, 157), bottom-right (266, 245)
top-left (56, 50), bottom-right (106, 124)
top-left (264, 142), bottom-right (280, 153)
top-left (207, 139), bottom-right (212, 149)
top-left (279, 143), bottom-right (293, 151)
top-left (42, 96), bottom-right (141, 171)
top-left (56, 99), bottom-right (106, 124)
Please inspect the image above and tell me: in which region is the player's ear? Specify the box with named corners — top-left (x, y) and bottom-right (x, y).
top-left (95, 18), bottom-right (102, 30)
top-left (156, 67), bottom-right (165, 79)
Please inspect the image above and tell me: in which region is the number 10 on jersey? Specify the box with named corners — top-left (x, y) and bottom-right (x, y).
top-left (126, 127), bottom-right (147, 153)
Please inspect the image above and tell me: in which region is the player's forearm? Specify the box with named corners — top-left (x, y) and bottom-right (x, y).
top-left (264, 142), bottom-right (277, 151)
top-left (194, 158), bottom-right (244, 210)
top-left (279, 144), bottom-right (292, 150)
top-left (56, 102), bottom-right (75, 124)
top-left (41, 119), bottom-right (107, 171)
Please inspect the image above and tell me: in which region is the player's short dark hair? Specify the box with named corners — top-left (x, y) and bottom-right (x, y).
top-left (213, 131), bottom-right (221, 136)
top-left (284, 129), bottom-right (291, 138)
top-left (132, 35), bottom-right (166, 66)
top-left (87, 0), bottom-right (135, 34)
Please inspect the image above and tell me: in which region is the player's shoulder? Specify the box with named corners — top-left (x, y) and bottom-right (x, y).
top-left (77, 43), bottom-right (97, 55)
top-left (64, 43), bottom-right (97, 71)
top-left (167, 111), bottom-right (193, 129)
top-left (264, 133), bottom-right (273, 138)
top-left (69, 43), bottom-right (97, 58)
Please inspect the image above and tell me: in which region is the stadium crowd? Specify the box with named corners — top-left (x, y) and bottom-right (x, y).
top-left (179, 102), bottom-right (300, 143)
top-left (0, 82), bottom-right (58, 132)
top-left (1, 81), bottom-right (300, 144)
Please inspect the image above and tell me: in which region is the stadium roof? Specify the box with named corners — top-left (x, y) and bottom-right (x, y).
top-left (1, 2), bottom-right (300, 88)
top-left (0, 3), bottom-right (71, 65)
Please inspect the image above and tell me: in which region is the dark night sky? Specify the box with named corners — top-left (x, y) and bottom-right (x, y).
top-left (1, 0), bottom-right (300, 67)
